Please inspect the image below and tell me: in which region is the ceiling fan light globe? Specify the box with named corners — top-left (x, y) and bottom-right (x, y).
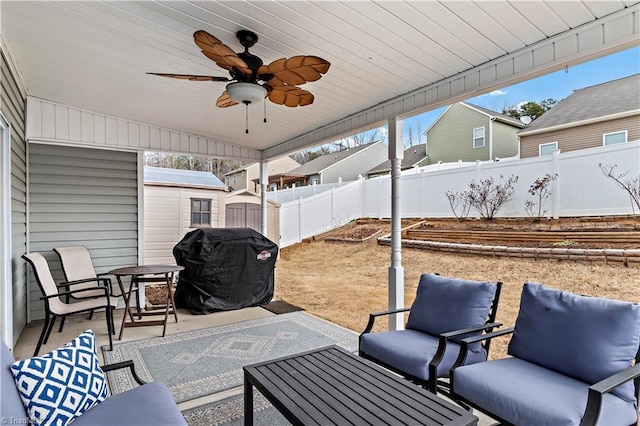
top-left (226, 82), bottom-right (266, 104)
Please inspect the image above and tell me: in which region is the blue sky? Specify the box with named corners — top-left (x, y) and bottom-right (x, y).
top-left (334, 45), bottom-right (639, 147)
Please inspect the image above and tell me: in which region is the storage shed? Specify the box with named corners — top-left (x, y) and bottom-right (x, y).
top-left (225, 190), bottom-right (280, 247)
top-left (144, 166), bottom-right (227, 264)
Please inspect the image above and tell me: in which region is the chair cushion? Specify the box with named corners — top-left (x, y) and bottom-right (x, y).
top-left (360, 329), bottom-right (487, 380)
top-left (405, 274), bottom-right (497, 346)
top-left (508, 283), bottom-right (640, 402)
top-left (453, 358), bottom-right (638, 426)
top-left (10, 330), bottom-right (110, 426)
top-left (73, 381), bottom-right (186, 425)
top-left (1, 340), bottom-right (28, 422)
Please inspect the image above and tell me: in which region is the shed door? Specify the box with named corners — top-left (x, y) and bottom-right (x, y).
top-left (226, 203), bottom-right (261, 232)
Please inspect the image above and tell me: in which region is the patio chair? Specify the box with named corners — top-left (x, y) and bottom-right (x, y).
top-left (359, 273), bottom-right (502, 395)
top-left (22, 252), bottom-right (117, 356)
top-left (53, 246), bottom-right (123, 332)
top-left (450, 282), bottom-right (640, 426)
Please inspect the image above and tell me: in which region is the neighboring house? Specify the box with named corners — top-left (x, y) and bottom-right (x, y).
top-left (265, 141), bottom-right (388, 189)
top-left (144, 166), bottom-right (227, 264)
top-left (366, 144), bottom-right (429, 178)
top-left (424, 102), bottom-right (524, 164)
top-left (519, 74), bottom-right (640, 158)
top-left (225, 189), bottom-right (280, 246)
top-left (224, 156), bottom-right (300, 192)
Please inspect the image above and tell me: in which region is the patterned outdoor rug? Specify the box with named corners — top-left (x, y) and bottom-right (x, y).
top-left (182, 392), bottom-right (289, 426)
top-left (102, 312), bottom-right (358, 404)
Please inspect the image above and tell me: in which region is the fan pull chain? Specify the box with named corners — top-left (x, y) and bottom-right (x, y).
top-left (245, 102), bottom-right (249, 134)
top-left (264, 101), bottom-right (267, 123)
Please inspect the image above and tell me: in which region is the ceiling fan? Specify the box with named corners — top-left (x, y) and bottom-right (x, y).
top-left (148, 29), bottom-right (330, 114)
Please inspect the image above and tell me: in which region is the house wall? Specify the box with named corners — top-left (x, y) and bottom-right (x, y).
top-left (322, 143), bottom-right (387, 183)
top-left (520, 115), bottom-right (640, 158)
top-left (28, 144), bottom-right (138, 320)
top-left (492, 120), bottom-right (521, 159)
top-left (426, 103), bottom-right (491, 164)
top-left (144, 185), bottom-right (226, 264)
top-left (1, 50), bottom-right (27, 345)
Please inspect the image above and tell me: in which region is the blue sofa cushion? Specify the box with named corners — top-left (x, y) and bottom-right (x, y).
top-left (10, 330), bottom-right (110, 426)
top-left (73, 381), bottom-right (186, 425)
top-left (453, 358), bottom-right (638, 426)
top-left (508, 283), bottom-right (640, 402)
top-left (1, 340), bottom-right (28, 423)
top-left (405, 274), bottom-right (497, 346)
top-left (360, 329), bottom-right (487, 380)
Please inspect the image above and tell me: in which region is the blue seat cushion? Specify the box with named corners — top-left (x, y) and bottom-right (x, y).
top-left (453, 358), bottom-right (638, 426)
top-left (360, 329), bottom-right (486, 380)
top-left (508, 283), bottom-right (640, 402)
top-left (405, 274), bottom-right (497, 350)
top-left (73, 381), bottom-right (186, 425)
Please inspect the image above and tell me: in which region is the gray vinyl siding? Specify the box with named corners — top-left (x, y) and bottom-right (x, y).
top-left (520, 115), bottom-right (640, 158)
top-left (492, 121), bottom-right (520, 159)
top-left (2, 50), bottom-right (27, 344)
top-left (426, 103), bottom-right (490, 164)
top-left (322, 143), bottom-right (387, 183)
top-left (28, 144), bottom-right (138, 320)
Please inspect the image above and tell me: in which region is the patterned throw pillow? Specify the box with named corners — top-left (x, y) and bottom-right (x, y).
top-left (10, 330), bottom-right (110, 426)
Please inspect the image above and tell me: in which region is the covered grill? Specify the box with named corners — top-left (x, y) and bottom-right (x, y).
top-left (173, 228), bottom-right (278, 314)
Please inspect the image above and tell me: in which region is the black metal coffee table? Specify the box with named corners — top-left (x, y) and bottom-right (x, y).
top-left (243, 345), bottom-right (477, 425)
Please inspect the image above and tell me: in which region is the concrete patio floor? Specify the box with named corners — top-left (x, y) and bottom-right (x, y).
top-left (12, 306), bottom-right (496, 425)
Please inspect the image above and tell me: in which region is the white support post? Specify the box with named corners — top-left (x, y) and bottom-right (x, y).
top-left (388, 116), bottom-right (404, 331)
top-left (259, 161), bottom-right (268, 236)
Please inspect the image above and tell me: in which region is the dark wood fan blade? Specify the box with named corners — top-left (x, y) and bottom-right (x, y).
top-left (146, 72), bottom-right (230, 82)
top-left (194, 30), bottom-right (251, 74)
top-left (260, 56), bottom-right (330, 86)
top-left (268, 85), bottom-right (314, 107)
top-left (216, 91), bottom-right (239, 108)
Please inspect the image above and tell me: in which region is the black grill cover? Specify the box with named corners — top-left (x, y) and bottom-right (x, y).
top-left (173, 228), bottom-right (278, 314)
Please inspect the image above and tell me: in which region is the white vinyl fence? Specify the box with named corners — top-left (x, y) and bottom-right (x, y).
top-left (277, 142), bottom-right (640, 247)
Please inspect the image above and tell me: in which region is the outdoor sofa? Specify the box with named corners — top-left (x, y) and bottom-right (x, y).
top-left (1, 332), bottom-right (186, 425)
top-left (450, 282), bottom-right (640, 426)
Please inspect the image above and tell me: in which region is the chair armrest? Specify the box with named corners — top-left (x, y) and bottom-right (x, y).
top-left (43, 285), bottom-right (110, 301)
top-left (427, 322), bottom-right (503, 393)
top-left (101, 360), bottom-right (147, 386)
top-left (450, 327), bottom-right (515, 370)
top-left (581, 363), bottom-right (640, 426)
top-left (439, 322), bottom-right (503, 340)
top-left (360, 307), bottom-right (411, 335)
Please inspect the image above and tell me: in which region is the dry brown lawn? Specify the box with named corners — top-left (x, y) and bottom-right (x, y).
top-left (274, 231), bottom-right (639, 360)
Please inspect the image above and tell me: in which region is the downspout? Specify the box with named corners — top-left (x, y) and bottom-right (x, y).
top-left (489, 117), bottom-right (495, 161)
top-left (259, 161), bottom-right (268, 237)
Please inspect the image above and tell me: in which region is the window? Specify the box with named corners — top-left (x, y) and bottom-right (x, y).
top-left (473, 127), bottom-right (485, 148)
top-left (603, 131), bottom-right (627, 146)
top-left (233, 175), bottom-right (237, 184)
top-left (190, 198), bottom-right (211, 227)
top-left (539, 141), bottom-right (558, 156)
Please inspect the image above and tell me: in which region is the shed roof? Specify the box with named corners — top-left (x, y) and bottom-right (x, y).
top-left (144, 166), bottom-right (226, 189)
top-left (520, 73), bottom-right (640, 134)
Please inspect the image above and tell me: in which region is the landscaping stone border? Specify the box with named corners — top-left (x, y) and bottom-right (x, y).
top-left (377, 236), bottom-right (640, 264)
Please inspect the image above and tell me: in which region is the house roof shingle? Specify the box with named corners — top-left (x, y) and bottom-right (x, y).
top-left (367, 144), bottom-right (428, 174)
top-left (288, 142), bottom-right (383, 176)
top-left (520, 73), bottom-right (640, 133)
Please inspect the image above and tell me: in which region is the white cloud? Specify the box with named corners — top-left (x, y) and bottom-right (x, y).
top-left (489, 89), bottom-right (507, 96)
